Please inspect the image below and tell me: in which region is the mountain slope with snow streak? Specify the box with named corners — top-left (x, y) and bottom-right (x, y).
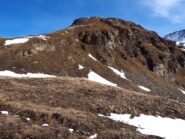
top-left (1, 77), bottom-right (185, 138)
top-left (0, 17), bottom-right (185, 104)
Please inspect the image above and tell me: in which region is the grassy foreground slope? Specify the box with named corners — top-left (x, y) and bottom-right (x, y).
top-left (0, 77), bottom-right (185, 139)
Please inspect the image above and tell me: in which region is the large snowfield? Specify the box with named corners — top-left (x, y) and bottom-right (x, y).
top-left (100, 113), bottom-right (185, 139)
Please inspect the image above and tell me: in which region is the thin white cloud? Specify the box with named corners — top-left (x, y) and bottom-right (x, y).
top-left (142, 0), bottom-right (185, 22)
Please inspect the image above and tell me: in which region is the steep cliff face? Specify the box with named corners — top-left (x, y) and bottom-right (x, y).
top-left (0, 17), bottom-right (185, 103)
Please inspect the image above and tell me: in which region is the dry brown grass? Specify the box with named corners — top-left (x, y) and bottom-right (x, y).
top-left (0, 77), bottom-right (185, 138)
top-left (0, 17), bottom-right (185, 138)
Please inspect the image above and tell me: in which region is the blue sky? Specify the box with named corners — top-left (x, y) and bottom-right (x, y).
top-left (0, 0), bottom-right (185, 37)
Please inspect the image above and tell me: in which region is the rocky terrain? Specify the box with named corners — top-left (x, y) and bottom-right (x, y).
top-left (0, 17), bottom-right (185, 138)
top-left (0, 17), bottom-right (185, 102)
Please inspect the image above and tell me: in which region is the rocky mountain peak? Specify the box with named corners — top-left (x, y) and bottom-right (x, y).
top-left (0, 17), bottom-right (185, 103)
top-left (164, 29), bottom-right (185, 42)
top-left (71, 17), bottom-right (145, 30)
top-left (164, 29), bottom-right (185, 51)
top-left (71, 17), bottom-right (184, 76)
top-left (1, 16), bottom-right (185, 139)
top-left (71, 16), bottom-right (102, 26)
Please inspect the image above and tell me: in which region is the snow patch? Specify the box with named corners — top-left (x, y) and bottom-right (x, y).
top-left (89, 134), bottom-right (97, 139)
top-left (108, 67), bottom-right (130, 80)
top-left (104, 113), bottom-right (185, 139)
top-left (69, 128), bottom-right (74, 133)
top-left (138, 85), bottom-right (151, 92)
top-left (176, 40), bottom-right (185, 50)
top-left (0, 70), bottom-right (56, 78)
top-left (33, 35), bottom-right (48, 40)
top-left (42, 123), bottom-right (49, 127)
top-left (5, 38), bottom-right (29, 45)
top-left (4, 35), bottom-right (48, 46)
top-left (98, 114), bottom-right (105, 117)
top-left (88, 54), bottom-right (98, 61)
top-left (182, 48), bottom-right (185, 51)
top-left (0, 111), bottom-right (9, 115)
top-left (79, 64), bottom-right (84, 70)
top-left (25, 118), bottom-right (31, 121)
top-left (179, 88), bottom-right (185, 95)
top-left (88, 71), bottom-right (117, 87)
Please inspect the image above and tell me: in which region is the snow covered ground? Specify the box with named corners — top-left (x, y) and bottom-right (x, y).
top-left (0, 111), bottom-right (9, 115)
top-left (179, 88), bottom-right (185, 95)
top-left (0, 70), bottom-right (56, 78)
top-left (108, 66), bottom-right (130, 80)
top-left (4, 35), bottom-right (48, 46)
top-left (78, 64), bottom-right (84, 70)
top-left (88, 70), bottom-right (117, 87)
top-left (5, 38), bottom-right (29, 45)
top-left (88, 54), bottom-right (98, 61)
top-left (176, 41), bottom-right (185, 46)
top-left (138, 85), bottom-right (151, 92)
top-left (176, 41), bottom-right (185, 51)
top-left (68, 128), bottom-right (74, 133)
top-left (33, 35), bottom-right (48, 40)
top-left (89, 134), bottom-right (97, 138)
top-left (25, 118), bottom-right (31, 121)
top-left (42, 123), bottom-right (49, 127)
top-left (101, 113), bottom-right (185, 139)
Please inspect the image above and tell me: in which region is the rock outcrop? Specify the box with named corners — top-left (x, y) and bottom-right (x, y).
top-left (0, 17), bottom-right (185, 103)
